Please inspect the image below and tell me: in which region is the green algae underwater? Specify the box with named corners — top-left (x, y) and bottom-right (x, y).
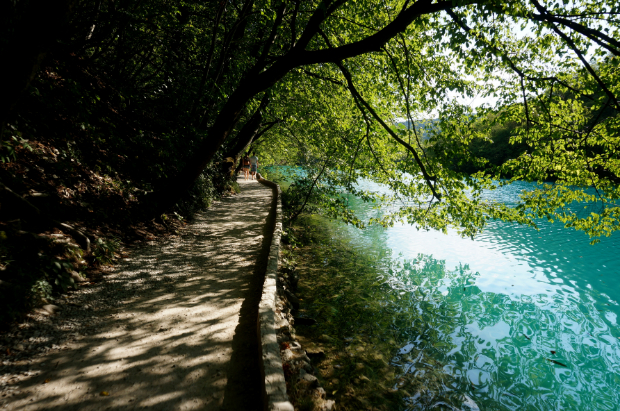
top-left (286, 218), bottom-right (473, 411)
top-left (267, 166), bottom-right (620, 410)
top-left (285, 211), bottom-right (620, 411)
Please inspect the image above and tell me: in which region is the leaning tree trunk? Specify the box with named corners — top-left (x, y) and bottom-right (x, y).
top-left (147, 0), bottom-right (458, 215)
top-left (147, 76), bottom-right (268, 214)
top-left (225, 93), bottom-right (271, 160)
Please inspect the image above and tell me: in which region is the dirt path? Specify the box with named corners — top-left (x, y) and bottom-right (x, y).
top-left (4, 177), bottom-right (274, 410)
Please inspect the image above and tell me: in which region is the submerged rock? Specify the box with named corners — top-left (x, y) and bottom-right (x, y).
top-left (398, 343), bottom-right (414, 355)
top-left (284, 290), bottom-right (300, 310)
top-left (299, 369), bottom-right (318, 387)
top-left (306, 348), bottom-right (325, 360)
top-left (462, 394), bottom-right (480, 411)
top-left (313, 387), bottom-right (326, 399)
top-left (321, 399), bottom-right (336, 411)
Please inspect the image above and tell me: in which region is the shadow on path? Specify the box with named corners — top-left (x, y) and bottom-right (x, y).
top-left (6, 178), bottom-right (272, 411)
top-left (223, 179), bottom-right (276, 410)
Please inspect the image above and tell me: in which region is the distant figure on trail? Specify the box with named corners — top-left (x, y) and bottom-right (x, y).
top-left (249, 152), bottom-right (259, 180)
top-left (242, 154), bottom-right (251, 180)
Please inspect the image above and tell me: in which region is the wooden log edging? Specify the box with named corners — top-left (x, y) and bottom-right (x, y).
top-left (257, 178), bottom-right (294, 411)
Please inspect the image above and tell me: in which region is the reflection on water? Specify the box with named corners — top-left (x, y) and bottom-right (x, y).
top-left (320, 180), bottom-right (620, 410)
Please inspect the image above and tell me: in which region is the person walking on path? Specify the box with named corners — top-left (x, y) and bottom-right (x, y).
top-left (249, 152), bottom-right (259, 180)
top-left (242, 154), bottom-right (251, 180)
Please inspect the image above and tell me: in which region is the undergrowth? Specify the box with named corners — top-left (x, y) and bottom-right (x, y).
top-left (0, 68), bottom-right (238, 327)
top-left (0, 227), bottom-right (87, 324)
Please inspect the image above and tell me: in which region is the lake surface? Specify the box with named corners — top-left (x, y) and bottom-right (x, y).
top-left (309, 178), bottom-right (620, 410)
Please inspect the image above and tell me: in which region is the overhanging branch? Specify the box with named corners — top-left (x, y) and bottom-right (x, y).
top-left (446, 8), bottom-right (597, 104)
top-left (530, 0), bottom-right (620, 112)
top-left (335, 60), bottom-right (441, 201)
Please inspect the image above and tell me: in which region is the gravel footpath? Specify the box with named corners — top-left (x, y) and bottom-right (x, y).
top-left (0, 177), bottom-right (273, 410)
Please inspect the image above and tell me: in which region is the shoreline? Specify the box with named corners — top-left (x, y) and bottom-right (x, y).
top-left (258, 177), bottom-right (334, 411)
top-left (276, 218), bottom-right (412, 411)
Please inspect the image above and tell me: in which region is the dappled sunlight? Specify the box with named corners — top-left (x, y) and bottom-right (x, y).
top-left (7, 178), bottom-right (273, 411)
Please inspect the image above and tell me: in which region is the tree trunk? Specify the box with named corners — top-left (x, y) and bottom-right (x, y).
top-left (146, 0), bottom-right (456, 215)
top-left (224, 93), bottom-right (271, 160)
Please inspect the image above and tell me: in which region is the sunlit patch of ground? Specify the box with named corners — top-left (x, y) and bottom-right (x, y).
top-left (2, 178), bottom-right (271, 411)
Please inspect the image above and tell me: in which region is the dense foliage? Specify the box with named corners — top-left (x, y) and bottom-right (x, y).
top-left (0, 0), bottom-right (619, 321)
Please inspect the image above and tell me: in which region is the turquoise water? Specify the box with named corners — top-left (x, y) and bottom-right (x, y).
top-left (316, 179), bottom-right (620, 410)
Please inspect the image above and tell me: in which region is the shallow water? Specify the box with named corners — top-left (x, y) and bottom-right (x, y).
top-left (314, 180), bottom-right (620, 410)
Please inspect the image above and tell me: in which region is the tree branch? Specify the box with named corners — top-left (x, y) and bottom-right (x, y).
top-left (256, 1), bottom-right (287, 71)
top-left (290, 0), bottom-right (300, 50)
top-left (249, 119), bottom-right (281, 147)
top-left (225, 92), bottom-right (271, 160)
top-left (295, 0), bottom-right (348, 51)
top-left (530, 12), bottom-right (620, 55)
top-left (335, 60), bottom-right (441, 200)
top-left (154, 0), bottom-right (465, 212)
top-left (296, 0), bottom-right (456, 64)
top-left (530, 0), bottom-right (620, 112)
top-left (446, 8), bottom-right (596, 104)
top-left (301, 69), bottom-right (344, 86)
top-left (288, 158), bottom-right (330, 223)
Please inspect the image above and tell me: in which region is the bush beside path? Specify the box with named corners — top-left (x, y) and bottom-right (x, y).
top-left (2, 177), bottom-right (273, 410)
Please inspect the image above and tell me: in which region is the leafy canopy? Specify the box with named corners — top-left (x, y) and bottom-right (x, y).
top-left (4, 0), bottom-right (619, 241)
top-left (253, 0), bottom-right (620, 243)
